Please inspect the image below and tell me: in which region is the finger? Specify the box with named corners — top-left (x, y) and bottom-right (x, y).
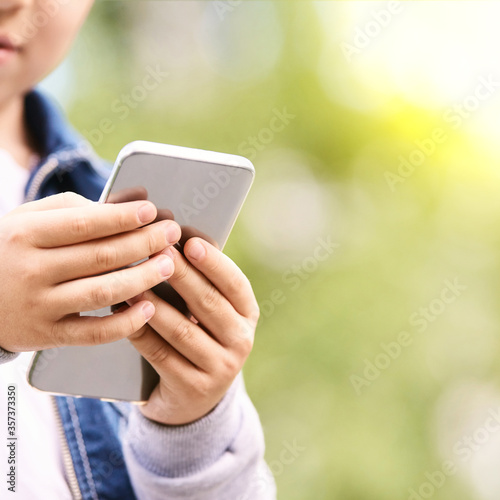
top-left (156, 208), bottom-right (175, 223)
top-left (107, 186), bottom-right (148, 204)
top-left (183, 238), bottom-right (259, 323)
top-left (14, 192), bottom-right (93, 213)
top-left (45, 220), bottom-right (180, 283)
top-left (128, 290), bottom-right (224, 371)
top-left (49, 254), bottom-right (174, 314)
top-left (25, 200), bottom-right (158, 248)
top-left (178, 225), bottom-right (218, 248)
top-left (52, 300), bottom-right (155, 347)
top-left (128, 324), bottom-right (199, 380)
top-left (164, 247), bottom-right (247, 348)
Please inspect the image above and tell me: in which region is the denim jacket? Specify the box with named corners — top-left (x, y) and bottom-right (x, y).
top-left (0, 91), bottom-right (275, 500)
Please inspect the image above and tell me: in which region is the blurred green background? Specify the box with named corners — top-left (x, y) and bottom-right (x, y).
top-left (42, 1), bottom-right (500, 499)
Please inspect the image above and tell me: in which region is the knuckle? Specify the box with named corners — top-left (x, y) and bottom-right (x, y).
top-left (6, 216), bottom-right (42, 249)
top-left (62, 192), bottom-right (85, 207)
top-left (90, 323), bottom-right (112, 345)
top-left (249, 302), bottom-right (260, 325)
top-left (90, 283), bottom-right (114, 307)
top-left (23, 256), bottom-right (42, 281)
top-left (220, 353), bottom-right (240, 378)
top-left (145, 344), bottom-right (170, 365)
top-left (225, 272), bottom-right (247, 297)
top-left (191, 373), bottom-right (212, 398)
top-left (146, 228), bottom-right (161, 255)
top-left (173, 260), bottom-right (189, 283)
top-left (5, 222), bottom-right (28, 245)
top-left (40, 286), bottom-right (57, 314)
top-left (69, 214), bottom-right (92, 238)
top-left (238, 336), bottom-right (254, 358)
top-left (199, 286), bottom-right (221, 314)
top-left (235, 320), bottom-right (254, 356)
top-left (95, 243), bottom-right (119, 270)
top-left (171, 319), bottom-right (193, 345)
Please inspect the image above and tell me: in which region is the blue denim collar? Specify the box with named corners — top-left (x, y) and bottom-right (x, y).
top-left (22, 90), bottom-right (110, 203)
top-left (25, 89), bottom-right (83, 155)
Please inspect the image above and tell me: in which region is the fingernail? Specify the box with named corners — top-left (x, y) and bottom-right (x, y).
top-left (165, 223), bottom-right (180, 244)
top-left (142, 303), bottom-right (155, 322)
top-left (157, 255), bottom-right (174, 278)
top-left (188, 240), bottom-right (205, 261)
top-left (138, 203), bottom-right (156, 223)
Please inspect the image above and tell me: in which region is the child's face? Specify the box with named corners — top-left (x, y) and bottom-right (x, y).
top-left (0, 0), bottom-right (94, 103)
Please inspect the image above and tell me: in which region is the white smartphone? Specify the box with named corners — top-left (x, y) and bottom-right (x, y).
top-left (27, 141), bottom-right (255, 402)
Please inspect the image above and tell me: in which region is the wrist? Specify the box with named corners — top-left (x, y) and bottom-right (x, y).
top-left (125, 375), bottom-right (243, 477)
top-left (138, 393), bottom-right (225, 426)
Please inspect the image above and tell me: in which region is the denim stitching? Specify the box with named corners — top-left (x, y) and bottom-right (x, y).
top-left (67, 398), bottom-right (99, 500)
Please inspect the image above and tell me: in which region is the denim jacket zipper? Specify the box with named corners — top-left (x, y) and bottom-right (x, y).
top-left (52, 397), bottom-right (83, 499)
top-left (24, 146), bottom-right (102, 203)
top-left (24, 156), bottom-right (60, 203)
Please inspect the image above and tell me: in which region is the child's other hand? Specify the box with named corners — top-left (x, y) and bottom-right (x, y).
top-left (0, 192), bottom-right (180, 353)
top-left (127, 237), bottom-right (259, 425)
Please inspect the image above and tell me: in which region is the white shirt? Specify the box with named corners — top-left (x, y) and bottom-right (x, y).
top-left (0, 149), bottom-right (72, 498)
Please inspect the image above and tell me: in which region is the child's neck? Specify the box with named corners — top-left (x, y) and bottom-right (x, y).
top-left (0, 95), bottom-right (35, 170)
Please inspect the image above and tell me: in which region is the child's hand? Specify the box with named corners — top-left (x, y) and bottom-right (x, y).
top-left (0, 192), bottom-right (180, 353)
top-left (127, 237), bottom-right (260, 425)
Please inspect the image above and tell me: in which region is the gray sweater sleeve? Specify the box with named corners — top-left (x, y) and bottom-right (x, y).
top-left (122, 375), bottom-right (276, 500)
top-left (0, 347), bottom-right (19, 364)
